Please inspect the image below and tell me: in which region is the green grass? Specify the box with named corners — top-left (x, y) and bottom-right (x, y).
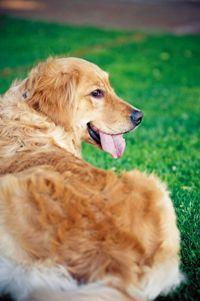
top-left (0, 15), bottom-right (199, 301)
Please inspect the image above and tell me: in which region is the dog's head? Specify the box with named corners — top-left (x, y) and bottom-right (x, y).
top-left (23, 57), bottom-right (143, 158)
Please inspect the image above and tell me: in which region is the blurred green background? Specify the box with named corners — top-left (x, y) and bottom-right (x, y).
top-left (0, 15), bottom-right (200, 301)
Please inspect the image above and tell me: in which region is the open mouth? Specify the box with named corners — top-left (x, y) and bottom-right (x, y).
top-left (87, 123), bottom-right (101, 146)
top-left (87, 122), bottom-right (126, 159)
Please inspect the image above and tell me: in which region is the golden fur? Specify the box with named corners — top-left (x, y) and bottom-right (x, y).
top-left (0, 57), bottom-right (182, 301)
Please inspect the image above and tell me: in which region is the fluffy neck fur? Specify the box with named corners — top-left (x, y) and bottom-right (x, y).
top-left (1, 82), bottom-right (82, 159)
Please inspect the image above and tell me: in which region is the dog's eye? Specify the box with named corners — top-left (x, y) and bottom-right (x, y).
top-left (91, 89), bottom-right (104, 99)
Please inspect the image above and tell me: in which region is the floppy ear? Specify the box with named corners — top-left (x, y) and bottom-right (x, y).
top-left (24, 58), bottom-right (79, 130)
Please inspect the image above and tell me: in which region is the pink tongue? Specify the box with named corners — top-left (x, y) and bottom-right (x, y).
top-left (99, 131), bottom-right (126, 158)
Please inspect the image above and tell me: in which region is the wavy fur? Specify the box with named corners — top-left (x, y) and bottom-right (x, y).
top-left (0, 57), bottom-right (182, 301)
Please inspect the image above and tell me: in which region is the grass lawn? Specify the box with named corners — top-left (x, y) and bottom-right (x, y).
top-left (0, 15), bottom-right (199, 301)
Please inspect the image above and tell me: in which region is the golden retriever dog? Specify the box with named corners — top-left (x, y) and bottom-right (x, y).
top-left (0, 57), bottom-right (183, 301)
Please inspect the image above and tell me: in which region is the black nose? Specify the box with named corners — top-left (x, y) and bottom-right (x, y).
top-left (130, 110), bottom-right (143, 126)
